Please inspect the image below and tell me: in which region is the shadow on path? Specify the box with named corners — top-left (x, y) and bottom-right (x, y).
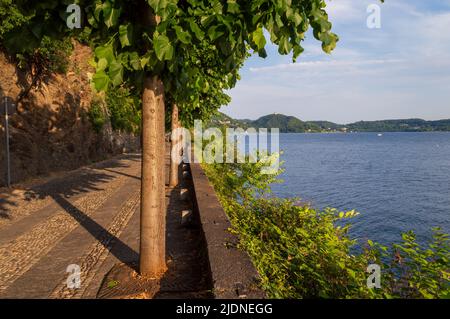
top-left (0, 154), bottom-right (140, 220)
top-left (154, 184), bottom-right (213, 298)
top-left (0, 154), bottom-right (141, 265)
top-left (97, 182), bottom-right (213, 299)
top-left (51, 194), bottom-right (139, 266)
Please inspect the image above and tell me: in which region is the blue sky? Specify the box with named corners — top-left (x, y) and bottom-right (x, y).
top-left (221, 0), bottom-right (450, 124)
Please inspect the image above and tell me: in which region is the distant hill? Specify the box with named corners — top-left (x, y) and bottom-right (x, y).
top-left (251, 114), bottom-right (321, 133)
top-left (210, 112), bottom-right (450, 133)
top-left (345, 119), bottom-right (450, 132)
top-left (209, 112), bottom-right (250, 129)
top-left (209, 112), bottom-right (322, 132)
top-left (309, 121), bottom-right (342, 131)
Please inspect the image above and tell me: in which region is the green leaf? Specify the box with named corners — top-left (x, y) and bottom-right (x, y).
top-left (252, 28), bottom-right (266, 51)
top-left (129, 52), bottom-right (141, 70)
top-left (97, 58), bottom-right (108, 71)
top-left (173, 26), bottom-right (191, 44)
top-left (94, 2), bottom-right (105, 21)
top-left (154, 34), bottom-right (174, 61)
top-left (140, 54), bottom-right (151, 69)
top-left (95, 45), bottom-right (115, 64)
top-left (257, 48), bottom-right (268, 58)
top-left (102, 2), bottom-right (121, 28)
top-left (148, 0), bottom-right (167, 13)
top-left (119, 24), bottom-right (133, 47)
top-left (148, 0), bottom-right (177, 17)
top-left (292, 44), bottom-right (304, 61)
top-left (293, 12), bottom-right (303, 26)
top-left (92, 71), bottom-right (110, 91)
top-left (278, 35), bottom-right (292, 55)
top-left (227, 0), bottom-right (240, 14)
top-left (208, 25), bottom-right (224, 41)
top-left (189, 20), bottom-right (205, 40)
top-left (211, 1), bottom-right (223, 14)
top-left (147, 0), bottom-right (159, 11)
top-left (108, 61), bottom-right (124, 86)
top-left (321, 32), bottom-right (338, 53)
top-left (117, 52), bottom-right (129, 67)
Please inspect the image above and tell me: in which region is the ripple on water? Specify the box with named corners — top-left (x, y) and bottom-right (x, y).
top-left (272, 132), bottom-right (450, 246)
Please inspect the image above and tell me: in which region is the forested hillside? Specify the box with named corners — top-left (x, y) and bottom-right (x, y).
top-left (345, 119), bottom-right (450, 132)
top-left (213, 112), bottom-right (450, 133)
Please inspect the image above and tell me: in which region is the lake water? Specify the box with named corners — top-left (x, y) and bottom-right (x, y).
top-left (271, 132), bottom-right (450, 246)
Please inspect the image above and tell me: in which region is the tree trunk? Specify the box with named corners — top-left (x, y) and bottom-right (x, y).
top-left (140, 75), bottom-right (166, 277)
top-left (169, 104), bottom-right (181, 188)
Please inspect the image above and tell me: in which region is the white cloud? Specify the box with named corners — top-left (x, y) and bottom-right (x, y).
top-left (249, 59), bottom-right (403, 73)
top-left (414, 12), bottom-right (450, 58)
top-left (325, 0), bottom-right (364, 22)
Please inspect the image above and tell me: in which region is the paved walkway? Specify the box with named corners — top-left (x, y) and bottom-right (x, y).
top-left (0, 153), bottom-right (210, 298)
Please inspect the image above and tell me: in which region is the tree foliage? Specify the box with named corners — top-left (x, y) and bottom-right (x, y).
top-left (1, 0), bottom-right (339, 123)
top-left (88, 95), bottom-right (108, 133)
top-left (105, 86), bottom-right (142, 133)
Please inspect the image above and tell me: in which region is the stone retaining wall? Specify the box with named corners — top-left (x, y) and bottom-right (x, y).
top-left (188, 162), bottom-right (265, 299)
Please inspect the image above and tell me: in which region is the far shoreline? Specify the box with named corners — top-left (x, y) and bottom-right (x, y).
top-left (276, 131), bottom-right (450, 134)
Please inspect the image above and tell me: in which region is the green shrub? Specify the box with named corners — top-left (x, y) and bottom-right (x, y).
top-left (88, 87), bottom-right (141, 135)
top-left (88, 98), bottom-right (107, 133)
top-left (105, 87), bottom-right (141, 134)
top-left (34, 36), bottom-right (73, 74)
top-left (203, 152), bottom-right (449, 299)
top-left (0, 0), bottom-right (29, 39)
top-left (1, 0), bottom-right (73, 75)
top-left (203, 157), bottom-right (374, 298)
top-left (367, 229), bottom-right (449, 299)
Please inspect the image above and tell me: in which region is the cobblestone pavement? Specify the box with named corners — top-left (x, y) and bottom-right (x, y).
top-left (0, 154), bottom-right (144, 298)
top-left (0, 152), bottom-right (211, 299)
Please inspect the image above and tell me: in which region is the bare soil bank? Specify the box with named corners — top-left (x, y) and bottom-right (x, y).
top-left (0, 42), bottom-right (139, 186)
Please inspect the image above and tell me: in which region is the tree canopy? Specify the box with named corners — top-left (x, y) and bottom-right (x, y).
top-left (1, 0), bottom-right (339, 123)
